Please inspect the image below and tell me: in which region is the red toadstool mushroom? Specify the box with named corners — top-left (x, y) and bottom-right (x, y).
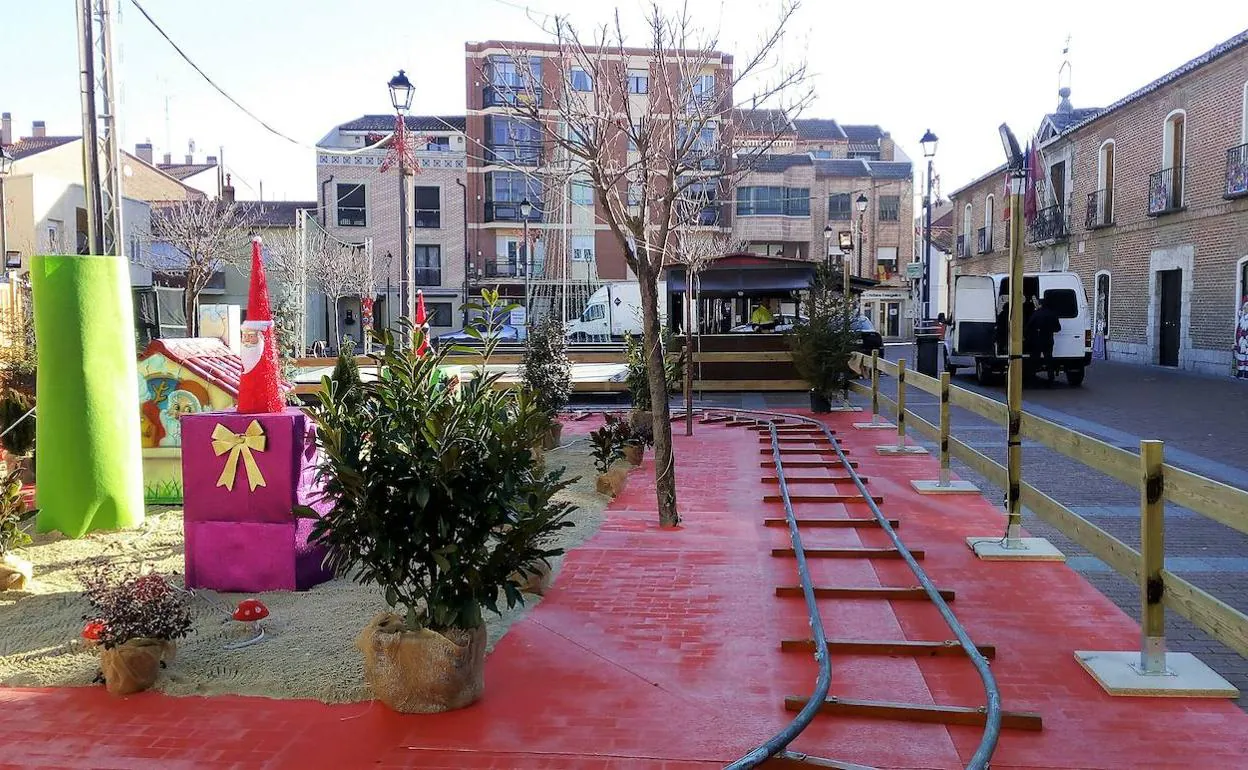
top-left (82, 620), bottom-right (106, 647)
top-left (225, 599), bottom-right (269, 649)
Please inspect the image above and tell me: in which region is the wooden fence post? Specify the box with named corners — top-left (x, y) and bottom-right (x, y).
top-left (939, 372), bottom-right (951, 487)
top-left (1139, 439), bottom-right (1167, 675)
top-left (870, 350), bottom-right (880, 425)
top-left (895, 359), bottom-right (907, 449)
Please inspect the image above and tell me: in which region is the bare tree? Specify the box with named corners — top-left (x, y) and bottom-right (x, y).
top-left (148, 199), bottom-right (255, 336)
top-left (497, 1), bottom-right (813, 526)
top-left (307, 230), bottom-right (369, 349)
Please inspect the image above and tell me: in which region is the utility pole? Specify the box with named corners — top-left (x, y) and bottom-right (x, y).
top-left (77, 0), bottom-right (123, 256)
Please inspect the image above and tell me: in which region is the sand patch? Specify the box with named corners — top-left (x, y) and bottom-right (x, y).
top-left (0, 442), bottom-right (605, 702)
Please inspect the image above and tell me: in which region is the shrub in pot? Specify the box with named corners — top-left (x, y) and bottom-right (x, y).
top-left (0, 469), bottom-right (34, 591)
top-left (521, 315), bottom-right (572, 450)
top-left (590, 419), bottom-right (628, 496)
top-left (789, 263), bottom-right (859, 413)
top-left (78, 567), bottom-right (192, 695)
top-left (624, 331), bottom-right (684, 428)
top-left (309, 291), bottom-right (577, 713)
top-left (0, 390), bottom-right (35, 484)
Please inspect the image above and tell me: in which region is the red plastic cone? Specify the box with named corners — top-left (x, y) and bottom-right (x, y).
top-left (237, 237), bottom-right (285, 414)
top-left (415, 289), bottom-right (430, 356)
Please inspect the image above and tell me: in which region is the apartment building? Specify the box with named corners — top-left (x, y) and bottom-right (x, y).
top-left (950, 29), bottom-right (1248, 375)
top-left (315, 114), bottom-right (468, 340)
top-left (463, 40), bottom-right (734, 318)
top-left (732, 113), bottom-right (916, 338)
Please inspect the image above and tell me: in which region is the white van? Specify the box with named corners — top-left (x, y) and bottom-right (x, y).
top-left (565, 281), bottom-right (666, 341)
top-left (944, 271), bottom-right (1092, 386)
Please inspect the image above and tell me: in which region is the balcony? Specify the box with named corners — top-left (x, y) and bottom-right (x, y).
top-left (482, 84), bottom-right (542, 108)
top-left (1226, 144), bottom-right (1248, 199)
top-left (955, 234), bottom-right (966, 257)
top-left (413, 268), bottom-right (442, 286)
top-left (484, 141), bottom-right (543, 167)
top-left (483, 259), bottom-right (544, 280)
top-left (484, 201), bottom-right (543, 223)
top-left (413, 208), bottom-right (440, 229)
top-left (1086, 188), bottom-right (1113, 229)
top-left (1028, 205), bottom-right (1070, 244)
top-left (977, 226), bottom-right (993, 254)
top-left (1147, 166), bottom-right (1185, 215)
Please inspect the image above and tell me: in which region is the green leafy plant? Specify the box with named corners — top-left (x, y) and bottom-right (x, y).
top-left (78, 567), bottom-right (192, 650)
top-left (329, 337), bottom-right (363, 408)
top-left (0, 390), bottom-right (35, 458)
top-left (624, 330), bottom-right (684, 411)
top-left (789, 263), bottom-right (859, 401)
top-left (589, 422), bottom-right (626, 474)
top-left (309, 289), bottom-right (578, 633)
top-left (0, 469), bottom-right (32, 557)
top-left (521, 315), bottom-right (572, 429)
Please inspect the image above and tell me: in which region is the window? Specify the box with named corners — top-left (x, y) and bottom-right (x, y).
top-left (582, 303), bottom-right (605, 321)
top-left (878, 195), bottom-right (900, 221)
top-left (628, 69), bottom-right (649, 94)
top-left (569, 67), bottom-right (593, 92)
top-left (489, 55), bottom-right (539, 89)
top-left (414, 186), bottom-right (440, 228)
top-left (828, 193), bottom-right (851, 220)
top-left (571, 180), bottom-right (594, 206)
top-left (984, 195), bottom-right (994, 229)
top-left (424, 136), bottom-right (451, 152)
top-left (627, 182), bottom-right (643, 207)
top-left (1161, 109), bottom-right (1187, 207)
top-left (129, 234), bottom-right (140, 263)
top-left (684, 73), bottom-right (715, 111)
top-left (486, 117), bottom-right (541, 164)
top-left (413, 245), bottom-right (441, 285)
top-left (1095, 140), bottom-right (1115, 225)
top-left (487, 171), bottom-right (541, 205)
top-left (736, 186), bottom-right (806, 216)
top-left (628, 120), bottom-right (641, 152)
top-left (336, 183), bottom-right (366, 227)
top-left (426, 302), bottom-right (453, 327)
top-left (811, 149), bottom-right (833, 159)
top-left (571, 234), bottom-right (595, 262)
top-left (747, 243), bottom-right (788, 257)
top-left (1042, 288), bottom-right (1079, 319)
top-left (875, 247), bottom-right (898, 279)
top-left (963, 203), bottom-right (972, 244)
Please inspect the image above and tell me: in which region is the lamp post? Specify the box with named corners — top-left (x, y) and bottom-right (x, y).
top-left (388, 69), bottom-right (415, 333)
top-left (822, 224), bottom-right (832, 267)
top-left (520, 197), bottom-right (532, 325)
top-left (0, 146), bottom-right (12, 271)
top-left (855, 192), bottom-right (868, 278)
top-left (920, 129), bottom-right (939, 322)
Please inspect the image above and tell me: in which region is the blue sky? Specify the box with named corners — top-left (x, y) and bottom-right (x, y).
top-left (2, 0), bottom-right (1244, 201)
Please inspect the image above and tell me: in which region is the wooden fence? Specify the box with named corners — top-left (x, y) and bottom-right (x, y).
top-left (851, 352), bottom-right (1248, 664)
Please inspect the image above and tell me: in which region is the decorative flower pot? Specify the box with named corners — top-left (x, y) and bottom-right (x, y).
top-left (809, 390), bottom-right (832, 413)
top-left (356, 612), bottom-right (486, 713)
top-left (99, 638), bottom-right (174, 696)
top-left (595, 463), bottom-right (629, 497)
top-left (622, 444), bottom-right (644, 466)
top-left (629, 410), bottom-right (653, 432)
top-left (530, 443), bottom-right (546, 474)
top-left (0, 553), bottom-right (32, 591)
top-left (542, 422), bottom-right (563, 450)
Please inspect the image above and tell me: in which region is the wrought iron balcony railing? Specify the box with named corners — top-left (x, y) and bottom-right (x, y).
top-left (484, 141), bottom-right (543, 167)
top-left (1147, 166), bottom-right (1185, 215)
top-left (1085, 188), bottom-right (1113, 229)
top-left (1028, 205), bottom-right (1070, 243)
top-left (484, 201), bottom-right (543, 223)
top-left (977, 226), bottom-right (993, 254)
top-left (1226, 144), bottom-right (1248, 200)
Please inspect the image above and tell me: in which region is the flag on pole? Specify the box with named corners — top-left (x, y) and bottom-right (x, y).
top-left (415, 289), bottom-right (430, 356)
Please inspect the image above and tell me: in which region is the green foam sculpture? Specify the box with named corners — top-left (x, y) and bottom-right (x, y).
top-left (31, 255), bottom-right (144, 537)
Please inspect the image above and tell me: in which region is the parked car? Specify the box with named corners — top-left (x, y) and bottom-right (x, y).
top-left (853, 315), bottom-right (885, 356)
top-left (435, 323), bottom-right (521, 345)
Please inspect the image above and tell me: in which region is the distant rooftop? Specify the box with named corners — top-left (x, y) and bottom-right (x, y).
top-left (157, 163), bottom-right (217, 181)
top-left (338, 115), bottom-right (466, 133)
top-left (3, 135), bottom-right (79, 160)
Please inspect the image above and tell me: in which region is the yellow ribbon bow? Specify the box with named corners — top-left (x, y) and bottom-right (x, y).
top-left (211, 420), bottom-right (268, 492)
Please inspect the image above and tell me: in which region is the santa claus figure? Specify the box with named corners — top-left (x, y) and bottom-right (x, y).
top-left (237, 237), bottom-right (286, 413)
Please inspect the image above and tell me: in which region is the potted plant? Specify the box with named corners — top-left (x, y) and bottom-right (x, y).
top-left (78, 566), bottom-right (193, 696)
top-left (624, 331), bottom-right (684, 430)
top-left (0, 469), bottom-right (34, 591)
top-left (0, 390), bottom-right (35, 486)
top-left (521, 315), bottom-right (572, 449)
top-left (590, 419), bottom-right (628, 496)
top-left (789, 264), bottom-right (860, 413)
top-left (309, 289), bottom-right (577, 713)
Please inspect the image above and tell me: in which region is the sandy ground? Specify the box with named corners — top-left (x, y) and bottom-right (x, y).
top-left (0, 441), bottom-right (605, 702)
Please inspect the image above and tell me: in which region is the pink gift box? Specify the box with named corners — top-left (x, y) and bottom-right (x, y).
top-left (181, 408), bottom-right (334, 592)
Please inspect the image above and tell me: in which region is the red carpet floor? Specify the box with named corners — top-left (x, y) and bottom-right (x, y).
top-left (1, 412), bottom-right (1244, 769)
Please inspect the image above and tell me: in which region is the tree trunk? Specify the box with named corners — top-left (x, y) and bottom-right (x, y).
top-left (331, 295), bottom-right (341, 351)
top-left (184, 288), bottom-right (199, 337)
top-left (636, 259), bottom-right (680, 527)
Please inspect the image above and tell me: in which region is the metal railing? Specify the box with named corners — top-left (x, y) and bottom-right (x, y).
top-left (484, 142), bottom-right (543, 167)
top-left (1086, 188), bottom-right (1113, 229)
top-left (977, 226), bottom-right (993, 254)
top-left (1148, 166), bottom-right (1185, 215)
top-left (483, 201), bottom-right (543, 223)
top-left (1028, 205), bottom-right (1069, 243)
top-left (482, 84), bottom-right (542, 108)
top-left (1226, 144), bottom-right (1248, 199)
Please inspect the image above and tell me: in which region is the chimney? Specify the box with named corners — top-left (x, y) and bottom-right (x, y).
top-left (136, 142), bottom-right (154, 164)
top-left (221, 173), bottom-right (235, 203)
top-left (1, 113), bottom-right (11, 146)
top-left (185, 153), bottom-right (193, 164)
top-left (32, 120), bottom-right (46, 138)
top-left (206, 155), bottom-right (217, 165)
top-left (162, 152), bottom-right (172, 165)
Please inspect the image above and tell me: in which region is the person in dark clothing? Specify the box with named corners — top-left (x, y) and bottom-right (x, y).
top-left (719, 302), bottom-right (732, 334)
top-left (995, 301), bottom-right (1010, 356)
top-left (1025, 297), bottom-right (1062, 385)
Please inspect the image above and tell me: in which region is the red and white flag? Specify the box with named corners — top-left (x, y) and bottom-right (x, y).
top-left (415, 289), bottom-right (430, 356)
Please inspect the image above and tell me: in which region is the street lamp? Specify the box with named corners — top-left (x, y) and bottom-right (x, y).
top-left (855, 193), bottom-right (868, 279)
top-left (520, 198), bottom-right (532, 323)
top-left (388, 69), bottom-right (415, 334)
top-left (822, 224), bottom-right (832, 266)
top-left (0, 145), bottom-right (12, 272)
top-left (919, 129), bottom-right (938, 324)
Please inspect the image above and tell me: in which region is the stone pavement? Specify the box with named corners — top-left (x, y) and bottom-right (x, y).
top-left (694, 347), bottom-right (1248, 708)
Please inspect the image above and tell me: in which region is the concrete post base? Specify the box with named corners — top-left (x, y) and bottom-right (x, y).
top-left (911, 479), bottom-right (980, 495)
top-left (1074, 651), bottom-right (1239, 698)
top-left (853, 422), bottom-right (895, 430)
top-left (967, 536), bottom-right (1065, 561)
top-left (876, 445), bottom-right (930, 456)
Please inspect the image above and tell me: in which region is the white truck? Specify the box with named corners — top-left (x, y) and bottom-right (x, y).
top-left (943, 271), bottom-right (1092, 387)
top-left (565, 281), bottom-right (667, 341)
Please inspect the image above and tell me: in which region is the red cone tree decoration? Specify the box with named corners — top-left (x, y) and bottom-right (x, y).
top-left (237, 237), bottom-right (285, 414)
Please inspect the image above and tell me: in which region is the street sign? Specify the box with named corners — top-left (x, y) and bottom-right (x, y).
top-left (905, 262), bottom-right (924, 279)
top-left (510, 307), bottom-right (527, 327)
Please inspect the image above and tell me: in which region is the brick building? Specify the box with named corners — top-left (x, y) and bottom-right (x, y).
top-left (732, 113), bottom-right (916, 338)
top-left (950, 29), bottom-right (1248, 376)
top-left (462, 40), bottom-right (735, 319)
top-left (315, 114), bottom-right (468, 340)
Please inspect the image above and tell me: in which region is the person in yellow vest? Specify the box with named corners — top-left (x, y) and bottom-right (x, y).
top-left (750, 303), bottom-right (776, 331)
